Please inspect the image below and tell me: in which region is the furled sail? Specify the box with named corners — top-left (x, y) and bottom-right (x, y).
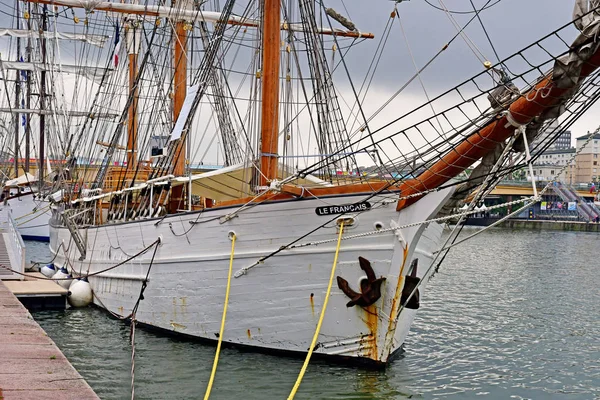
top-left (0, 108), bottom-right (117, 118)
top-left (0, 60), bottom-right (113, 82)
top-left (573, 0), bottom-right (600, 31)
top-left (0, 29), bottom-right (108, 47)
top-left (26, 0), bottom-right (372, 38)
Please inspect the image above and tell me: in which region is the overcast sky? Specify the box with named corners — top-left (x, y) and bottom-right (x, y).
top-left (0, 0), bottom-right (597, 164)
top-left (327, 0), bottom-right (596, 144)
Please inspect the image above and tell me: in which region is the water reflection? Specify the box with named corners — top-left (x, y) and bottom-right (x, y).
top-left (31, 229), bottom-right (600, 399)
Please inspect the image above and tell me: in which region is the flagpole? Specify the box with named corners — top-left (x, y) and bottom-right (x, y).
top-left (14, 0), bottom-right (21, 178)
top-left (25, 2), bottom-right (31, 173)
top-left (39, 5), bottom-right (47, 193)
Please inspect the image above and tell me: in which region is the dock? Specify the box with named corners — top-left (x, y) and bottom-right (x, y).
top-left (0, 209), bottom-right (69, 310)
top-left (0, 280), bottom-right (99, 399)
top-left (3, 272), bottom-right (69, 311)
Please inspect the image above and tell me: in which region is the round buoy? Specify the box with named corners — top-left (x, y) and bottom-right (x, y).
top-left (68, 277), bottom-right (93, 308)
top-left (53, 267), bottom-right (72, 289)
top-left (40, 263), bottom-right (57, 278)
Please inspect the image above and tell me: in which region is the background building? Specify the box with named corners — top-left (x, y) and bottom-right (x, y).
top-left (534, 121), bottom-right (572, 150)
top-left (530, 147), bottom-right (575, 182)
top-left (574, 133), bottom-right (600, 184)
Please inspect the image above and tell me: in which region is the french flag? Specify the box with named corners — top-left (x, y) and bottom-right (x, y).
top-left (113, 22), bottom-right (121, 67)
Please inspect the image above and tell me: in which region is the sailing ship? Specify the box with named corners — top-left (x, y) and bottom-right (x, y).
top-left (14, 0), bottom-right (600, 365)
top-left (0, 2), bottom-right (118, 240)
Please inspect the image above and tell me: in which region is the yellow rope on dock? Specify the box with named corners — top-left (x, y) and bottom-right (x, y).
top-left (287, 222), bottom-right (345, 400)
top-left (203, 233), bottom-right (236, 400)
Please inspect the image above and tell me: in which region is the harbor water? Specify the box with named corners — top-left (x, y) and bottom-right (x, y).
top-left (30, 229), bottom-right (599, 399)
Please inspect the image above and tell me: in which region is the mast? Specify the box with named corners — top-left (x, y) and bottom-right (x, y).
top-left (13, 0), bottom-right (21, 177)
top-left (169, 10), bottom-right (188, 212)
top-left (25, 3), bottom-right (31, 173)
top-left (126, 19), bottom-right (139, 170)
top-left (39, 5), bottom-right (47, 192)
top-left (259, 0), bottom-right (281, 186)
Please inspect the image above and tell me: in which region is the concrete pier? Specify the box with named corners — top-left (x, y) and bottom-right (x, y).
top-left (0, 280), bottom-right (98, 400)
top-left (499, 219), bottom-right (600, 232)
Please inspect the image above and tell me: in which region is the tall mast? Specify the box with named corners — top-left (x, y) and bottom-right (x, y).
top-left (25, 3), bottom-right (31, 173)
top-left (259, 0), bottom-right (281, 186)
top-left (169, 6), bottom-right (188, 212)
top-left (13, 0), bottom-right (21, 177)
top-left (126, 19), bottom-right (139, 170)
top-left (39, 5), bottom-right (47, 192)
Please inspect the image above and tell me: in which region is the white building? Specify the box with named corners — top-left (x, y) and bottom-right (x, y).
top-left (530, 147), bottom-right (575, 182)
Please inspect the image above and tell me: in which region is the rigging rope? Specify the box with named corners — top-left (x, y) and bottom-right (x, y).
top-left (395, 128), bottom-right (600, 321)
top-left (287, 221), bottom-right (344, 400)
top-left (0, 238), bottom-right (160, 281)
top-left (203, 232), bottom-right (236, 400)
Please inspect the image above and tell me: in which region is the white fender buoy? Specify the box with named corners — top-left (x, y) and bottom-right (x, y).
top-left (68, 277), bottom-right (93, 308)
top-left (40, 263), bottom-right (57, 278)
top-left (53, 267), bottom-right (72, 289)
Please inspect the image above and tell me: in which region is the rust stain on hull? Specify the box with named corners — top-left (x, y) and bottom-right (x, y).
top-left (363, 305), bottom-right (379, 360)
top-left (170, 321), bottom-right (186, 330)
top-left (384, 246), bottom-right (410, 354)
top-left (247, 329), bottom-right (252, 339)
top-left (310, 293), bottom-right (315, 317)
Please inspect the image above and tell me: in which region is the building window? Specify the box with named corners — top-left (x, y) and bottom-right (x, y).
top-left (595, 161), bottom-right (598, 166)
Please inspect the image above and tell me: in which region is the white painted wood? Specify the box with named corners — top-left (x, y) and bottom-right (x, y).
top-left (3, 193), bottom-right (50, 241)
top-left (50, 189), bottom-right (454, 364)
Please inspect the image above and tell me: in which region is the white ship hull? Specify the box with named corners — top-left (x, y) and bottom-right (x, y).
top-left (50, 189), bottom-right (453, 365)
top-left (3, 192), bottom-right (50, 241)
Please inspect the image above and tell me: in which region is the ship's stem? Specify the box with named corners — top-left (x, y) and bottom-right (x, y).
top-left (259, 0), bottom-right (281, 186)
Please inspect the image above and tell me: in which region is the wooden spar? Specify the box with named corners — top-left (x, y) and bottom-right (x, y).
top-left (396, 50), bottom-right (600, 211)
top-left (169, 19), bottom-right (188, 211)
top-left (96, 140), bottom-right (126, 150)
top-left (259, 0), bottom-right (281, 185)
top-left (24, 0), bottom-right (373, 39)
top-left (172, 20), bottom-right (187, 177)
top-left (126, 24), bottom-right (139, 170)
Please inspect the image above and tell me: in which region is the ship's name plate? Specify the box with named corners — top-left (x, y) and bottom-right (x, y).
top-left (315, 201), bottom-right (371, 216)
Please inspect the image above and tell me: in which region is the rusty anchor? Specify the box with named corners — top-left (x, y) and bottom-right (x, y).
top-left (337, 257), bottom-right (386, 308)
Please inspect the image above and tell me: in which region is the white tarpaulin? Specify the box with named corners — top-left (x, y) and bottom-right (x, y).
top-left (171, 163), bottom-right (332, 202)
top-left (170, 84), bottom-right (199, 142)
top-left (4, 173), bottom-right (37, 187)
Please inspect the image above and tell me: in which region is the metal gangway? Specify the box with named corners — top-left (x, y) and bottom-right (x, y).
top-left (0, 209), bottom-right (26, 280)
top-left (553, 182), bottom-right (600, 222)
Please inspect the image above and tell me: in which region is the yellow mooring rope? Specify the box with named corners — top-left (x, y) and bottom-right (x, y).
top-left (287, 222), bottom-right (345, 400)
top-left (203, 233), bottom-right (236, 400)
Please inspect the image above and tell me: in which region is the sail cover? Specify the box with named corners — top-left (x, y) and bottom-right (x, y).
top-left (171, 163), bottom-right (331, 201)
top-left (573, 0), bottom-right (600, 30)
